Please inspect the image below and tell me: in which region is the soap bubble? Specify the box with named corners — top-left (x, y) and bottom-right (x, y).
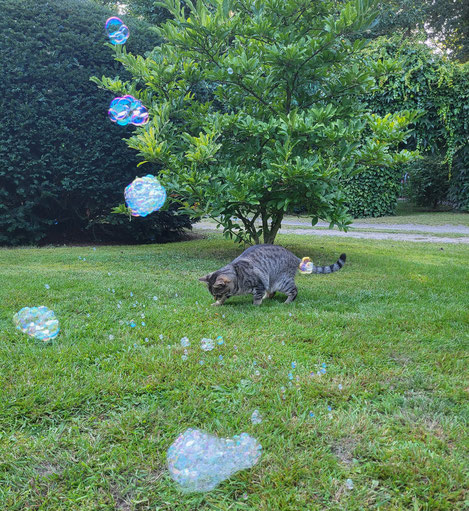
top-left (200, 338), bottom-right (215, 351)
top-left (180, 337), bottom-right (191, 348)
top-left (251, 410), bottom-right (262, 424)
top-left (227, 67), bottom-right (233, 74)
top-left (124, 175), bottom-right (166, 217)
top-left (13, 306), bottom-right (60, 342)
top-left (105, 17), bottom-right (129, 45)
top-left (167, 428), bottom-right (262, 492)
top-left (345, 478), bottom-right (354, 490)
top-left (108, 95), bottom-right (149, 127)
top-left (299, 257), bottom-right (314, 274)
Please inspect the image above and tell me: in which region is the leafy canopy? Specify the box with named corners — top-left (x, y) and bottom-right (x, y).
top-left (93, 0), bottom-right (418, 244)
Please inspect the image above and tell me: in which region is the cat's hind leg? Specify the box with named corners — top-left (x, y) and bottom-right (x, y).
top-left (262, 291), bottom-right (276, 299)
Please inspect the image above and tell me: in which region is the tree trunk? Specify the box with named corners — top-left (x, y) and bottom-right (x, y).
top-left (262, 211), bottom-right (284, 244)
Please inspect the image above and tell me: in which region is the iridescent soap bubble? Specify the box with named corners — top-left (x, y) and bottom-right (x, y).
top-left (108, 95), bottom-right (149, 127)
top-left (251, 410), bottom-right (262, 424)
top-left (13, 306), bottom-right (60, 342)
top-left (167, 428), bottom-right (262, 492)
top-left (124, 175), bottom-right (166, 217)
top-left (105, 17), bottom-right (129, 45)
top-left (200, 338), bottom-right (215, 351)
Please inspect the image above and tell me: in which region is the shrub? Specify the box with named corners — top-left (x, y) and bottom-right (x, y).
top-left (0, 0), bottom-right (191, 245)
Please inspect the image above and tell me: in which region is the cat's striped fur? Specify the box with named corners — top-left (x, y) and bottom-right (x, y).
top-left (199, 244), bottom-right (346, 306)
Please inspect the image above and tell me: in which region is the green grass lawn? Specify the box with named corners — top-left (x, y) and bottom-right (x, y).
top-left (1, 234), bottom-right (468, 510)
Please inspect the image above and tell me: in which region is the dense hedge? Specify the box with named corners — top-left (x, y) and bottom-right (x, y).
top-left (0, 0), bottom-right (191, 245)
top-left (363, 38), bottom-right (469, 211)
top-left (343, 166), bottom-right (402, 218)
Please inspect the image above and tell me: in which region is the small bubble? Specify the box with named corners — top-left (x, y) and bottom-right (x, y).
top-left (291, 361), bottom-right (296, 369)
top-left (320, 367), bottom-right (326, 374)
top-left (233, 345), bottom-right (238, 351)
top-left (141, 321), bottom-right (145, 326)
top-left (93, 247), bottom-right (96, 251)
top-left (44, 284), bottom-right (50, 290)
top-left (108, 272), bottom-right (111, 276)
top-left (251, 409), bottom-right (262, 424)
top-left (281, 340), bottom-right (285, 345)
top-left (134, 343), bottom-right (138, 348)
top-left (195, 301), bottom-right (198, 305)
top-left (117, 304), bottom-right (121, 309)
top-left (255, 370), bottom-right (260, 376)
top-left (141, 313), bottom-right (145, 318)
top-left (109, 334), bottom-right (115, 340)
top-left (180, 337), bottom-right (191, 348)
top-left (327, 405), bottom-right (332, 411)
top-left (338, 384), bottom-right (343, 390)
top-left (175, 293), bottom-right (178, 297)
top-left (199, 360), bottom-right (204, 365)
top-left (130, 292), bottom-right (134, 297)
top-left (130, 321), bottom-right (136, 328)
top-left (83, 258), bottom-right (86, 261)
top-left (217, 336), bottom-right (224, 345)
top-left (227, 67), bottom-right (233, 74)
top-left (153, 296), bottom-right (158, 301)
top-left (181, 355), bottom-right (188, 361)
top-left (267, 355), bottom-right (272, 360)
top-left (86, 313), bottom-right (90, 318)
top-left (112, 289), bottom-right (115, 293)
top-left (288, 313), bottom-right (292, 317)
top-left (222, 314), bottom-right (225, 318)
top-left (219, 355), bottom-right (223, 361)
top-left (159, 334), bottom-right (164, 340)
top-left (345, 478), bottom-right (354, 490)
top-left (309, 411), bottom-right (315, 417)
top-left (145, 337), bottom-right (149, 342)
top-left (288, 372), bottom-right (293, 380)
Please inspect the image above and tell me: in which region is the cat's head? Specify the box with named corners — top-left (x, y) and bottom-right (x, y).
top-left (199, 272), bottom-right (235, 301)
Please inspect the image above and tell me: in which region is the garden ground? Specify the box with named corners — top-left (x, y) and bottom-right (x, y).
top-left (1, 233), bottom-right (468, 510)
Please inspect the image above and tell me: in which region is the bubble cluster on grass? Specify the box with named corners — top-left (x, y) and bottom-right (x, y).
top-left (201, 338), bottom-right (215, 351)
top-left (13, 306), bottom-right (60, 342)
top-left (105, 17), bottom-right (129, 45)
top-left (124, 175), bottom-right (166, 217)
top-left (167, 428), bottom-right (262, 492)
top-left (108, 95), bottom-right (149, 126)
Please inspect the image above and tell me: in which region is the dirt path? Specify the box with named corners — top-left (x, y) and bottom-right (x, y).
top-left (194, 221), bottom-right (469, 244)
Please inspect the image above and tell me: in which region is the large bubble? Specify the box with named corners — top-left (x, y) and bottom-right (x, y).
top-left (13, 306), bottom-right (60, 342)
top-left (124, 174), bottom-right (166, 217)
top-left (105, 17), bottom-right (129, 45)
top-left (299, 256), bottom-right (314, 274)
top-left (167, 428), bottom-right (262, 493)
top-left (108, 95), bottom-right (149, 126)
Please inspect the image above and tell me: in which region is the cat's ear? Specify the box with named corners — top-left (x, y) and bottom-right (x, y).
top-left (215, 275), bottom-right (232, 286)
top-left (198, 273), bottom-right (212, 283)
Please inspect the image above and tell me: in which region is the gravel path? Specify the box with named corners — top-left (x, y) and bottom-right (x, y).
top-left (195, 221), bottom-right (469, 244)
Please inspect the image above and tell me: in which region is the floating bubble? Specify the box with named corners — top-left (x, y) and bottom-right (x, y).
top-left (130, 321), bottom-right (136, 328)
top-left (216, 336), bottom-right (224, 345)
top-left (124, 175), bottom-right (166, 217)
top-left (299, 257), bottom-right (314, 274)
top-left (338, 384), bottom-right (343, 390)
top-left (227, 67), bottom-right (233, 74)
top-left (291, 361), bottom-right (296, 369)
top-left (44, 284), bottom-right (50, 289)
top-left (108, 95), bottom-right (149, 126)
top-left (167, 428), bottom-right (262, 492)
top-left (180, 337), bottom-right (191, 348)
top-left (200, 338), bottom-right (215, 352)
top-left (345, 478), bottom-right (354, 490)
top-left (181, 355), bottom-right (188, 361)
top-left (105, 17), bottom-right (130, 45)
top-left (251, 410), bottom-right (262, 424)
top-left (13, 306), bottom-right (60, 342)
top-left (109, 334), bottom-right (115, 340)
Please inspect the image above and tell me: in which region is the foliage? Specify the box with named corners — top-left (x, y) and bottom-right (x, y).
top-left (362, 37), bottom-right (469, 211)
top-left (93, 0), bottom-right (418, 244)
top-left (0, 0), bottom-right (191, 246)
top-left (367, 0), bottom-right (469, 62)
top-left (343, 166), bottom-right (403, 217)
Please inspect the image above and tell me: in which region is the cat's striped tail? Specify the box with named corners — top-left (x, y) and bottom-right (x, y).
top-left (304, 254), bottom-right (346, 274)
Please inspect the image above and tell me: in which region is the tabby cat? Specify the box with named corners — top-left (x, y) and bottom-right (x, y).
top-left (199, 244), bottom-right (346, 306)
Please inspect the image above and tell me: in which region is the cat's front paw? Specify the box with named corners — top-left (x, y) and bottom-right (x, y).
top-left (211, 301), bottom-right (222, 306)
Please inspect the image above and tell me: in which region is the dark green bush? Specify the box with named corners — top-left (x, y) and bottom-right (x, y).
top-left (343, 166), bottom-right (402, 218)
top-left (407, 155), bottom-right (451, 209)
top-left (0, 0), bottom-right (191, 245)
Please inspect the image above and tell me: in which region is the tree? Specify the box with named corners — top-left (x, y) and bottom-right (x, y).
top-left (93, 0), bottom-right (418, 244)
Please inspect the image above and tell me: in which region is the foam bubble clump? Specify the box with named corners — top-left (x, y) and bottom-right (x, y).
top-left (200, 338), bottom-right (215, 351)
top-left (108, 95), bottom-right (149, 127)
top-left (13, 306), bottom-right (60, 342)
top-left (124, 175), bottom-right (166, 217)
top-left (299, 256), bottom-right (314, 274)
top-left (105, 17), bottom-right (129, 45)
top-left (167, 428), bottom-right (262, 492)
